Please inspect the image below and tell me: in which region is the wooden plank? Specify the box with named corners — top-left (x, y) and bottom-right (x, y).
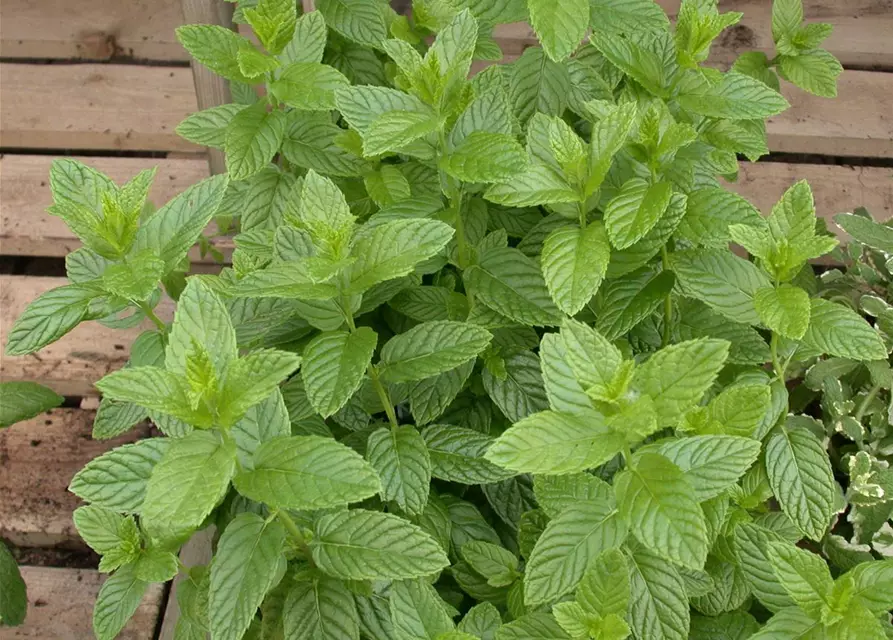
top-left (494, 0), bottom-right (893, 68)
top-left (0, 409), bottom-right (150, 548)
top-left (0, 154), bottom-right (233, 260)
top-left (0, 276), bottom-right (174, 396)
top-left (2, 566), bottom-right (163, 639)
top-left (157, 528), bottom-right (214, 640)
top-left (0, 63), bottom-right (200, 152)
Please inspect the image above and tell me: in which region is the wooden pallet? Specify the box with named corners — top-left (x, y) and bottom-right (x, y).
top-left (0, 0), bottom-right (891, 636)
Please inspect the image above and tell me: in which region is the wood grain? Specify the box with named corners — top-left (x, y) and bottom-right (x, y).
top-left (0, 276), bottom-right (175, 396)
top-left (0, 409), bottom-right (150, 548)
top-left (0, 64), bottom-right (200, 152)
top-left (1, 566), bottom-right (163, 639)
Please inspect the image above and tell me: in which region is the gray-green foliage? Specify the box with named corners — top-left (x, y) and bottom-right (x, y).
top-left (3, 0), bottom-right (890, 637)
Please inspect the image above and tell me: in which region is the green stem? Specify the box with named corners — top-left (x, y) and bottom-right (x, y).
top-left (621, 445), bottom-right (633, 467)
top-left (138, 301), bottom-right (167, 333)
top-left (770, 332), bottom-right (785, 381)
top-left (578, 200), bottom-right (587, 230)
top-left (855, 384), bottom-right (882, 422)
top-left (369, 366), bottom-right (399, 430)
top-left (341, 296), bottom-right (356, 332)
top-left (276, 510), bottom-right (306, 546)
top-left (661, 246), bottom-right (672, 347)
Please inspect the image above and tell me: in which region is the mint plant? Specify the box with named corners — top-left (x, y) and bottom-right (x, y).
top-left (2, 0), bottom-right (890, 637)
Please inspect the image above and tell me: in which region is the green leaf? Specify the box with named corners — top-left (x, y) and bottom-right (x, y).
top-left (835, 212), bottom-right (893, 253)
top-left (380, 321), bottom-right (492, 383)
top-left (244, 0), bottom-right (296, 54)
top-left (176, 25), bottom-right (253, 83)
top-left (524, 498), bottom-right (627, 606)
top-left (779, 49), bottom-right (841, 97)
top-left (282, 112), bottom-right (371, 177)
top-left (132, 174), bottom-right (228, 272)
top-left (390, 578), bottom-right (455, 640)
top-left (541, 223), bottom-right (611, 316)
top-left (465, 247), bottom-right (562, 326)
top-left (409, 361), bottom-right (475, 426)
top-left (234, 435), bottom-right (381, 510)
top-left (281, 11), bottom-right (327, 65)
top-left (754, 284), bottom-right (811, 340)
top-left (92, 565), bottom-right (148, 640)
top-left (482, 350), bottom-right (549, 423)
top-left (765, 541), bottom-right (832, 617)
top-left (462, 541), bottom-right (519, 587)
top-left (589, 30), bottom-right (676, 97)
top-left (585, 102), bottom-right (638, 196)
top-left (348, 219), bottom-right (454, 294)
top-left (658, 436), bottom-right (761, 501)
top-left (507, 47), bottom-right (571, 125)
top-left (132, 547), bottom-right (178, 583)
top-left (733, 522), bottom-right (796, 611)
top-left (528, 0), bottom-right (588, 62)
top-left (4, 283), bottom-right (99, 356)
top-left (676, 187), bottom-right (763, 247)
top-left (495, 613), bottom-right (571, 639)
top-left (825, 601), bottom-right (887, 640)
top-left (749, 608), bottom-right (821, 639)
top-left (487, 409), bottom-right (624, 475)
top-left (801, 298), bottom-right (887, 361)
top-left (534, 474), bottom-right (611, 519)
top-left (141, 432), bottom-right (235, 541)
top-left (423, 424), bottom-right (514, 485)
top-left (284, 576), bottom-right (359, 640)
top-left (0, 381), bottom-right (63, 427)
top-left (311, 509), bottom-right (450, 580)
top-left (442, 132), bottom-right (528, 184)
top-left (678, 72), bottom-right (789, 120)
top-left (772, 0), bottom-right (803, 41)
top-left (846, 558), bottom-right (893, 616)
top-left (627, 548), bottom-right (690, 640)
top-left (363, 110), bottom-right (440, 158)
top-left (539, 333), bottom-right (592, 415)
top-left (765, 421), bottom-right (836, 540)
top-left (69, 439), bottom-right (171, 512)
top-left (594, 267), bottom-right (675, 341)
top-left (176, 104), bottom-right (246, 149)
top-left (317, 0), bottom-right (388, 47)
top-left (225, 103), bottom-right (287, 181)
top-left (166, 278), bottom-right (237, 380)
top-left (579, 548), bottom-right (629, 618)
top-left (615, 452), bottom-right (708, 570)
top-left (669, 249), bottom-right (770, 325)
top-left (0, 540), bottom-right (26, 626)
top-left (73, 505), bottom-right (133, 556)
top-left (217, 349), bottom-right (302, 426)
top-left (270, 62), bottom-right (350, 111)
top-left (589, 0), bottom-right (669, 34)
top-left (367, 425), bottom-right (431, 516)
top-left (605, 179), bottom-right (673, 250)
top-left (631, 339), bottom-right (729, 427)
top-left (560, 319), bottom-right (621, 390)
top-left (484, 163), bottom-right (578, 208)
top-left (210, 513), bottom-right (287, 640)
top-left (303, 328), bottom-right (377, 417)
top-left (365, 165), bottom-right (412, 207)
top-left (233, 262), bottom-right (339, 300)
top-left (458, 602), bottom-right (501, 639)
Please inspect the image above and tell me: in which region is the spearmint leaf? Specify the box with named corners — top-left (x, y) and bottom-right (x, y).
top-left (605, 179), bottom-right (673, 250)
top-left (166, 278), bottom-right (237, 379)
top-left (209, 513), bottom-right (286, 640)
top-left (461, 541), bottom-right (519, 587)
top-left (678, 72), bottom-right (790, 120)
top-left (748, 608), bottom-right (821, 639)
top-left (311, 509), bottom-right (450, 580)
top-left (233, 262), bottom-right (339, 300)
top-left (176, 104), bottom-right (246, 149)
top-left (589, 0), bottom-right (670, 34)
top-left (176, 25), bottom-right (253, 83)
top-left (270, 62), bottom-right (350, 111)
top-left (658, 436), bottom-right (761, 501)
top-left (541, 223), bottom-right (610, 316)
top-left (524, 498), bottom-right (627, 606)
top-left (560, 318), bottom-right (621, 389)
top-left (282, 112), bottom-right (371, 177)
top-left (590, 30), bottom-right (676, 97)
top-left (702, 384), bottom-right (771, 438)
top-left (0, 540), bottom-right (26, 626)
top-left (231, 389), bottom-right (290, 468)
top-left (534, 473), bottom-right (611, 519)
top-left (507, 47), bottom-right (570, 125)
top-left (486, 409), bottom-right (624, 475)
top-left (733, 522), bottom-right (796, 611)
top-left (528, 0), bottom-right (588, 62)
top-left (495, 613), bottom-right (571, 639)
top-left (442, 132), bottom-right (528, 184)
top-left (458, 602), bottom-right (501, 639)
top-left (363, 109), bottom-right (440, 157)
top-left (765, 420), bottom-right (836, 540)
top-left (283, 576), bottom-right (360, 639)
top-left (302, 328), bottom-right (377, 417)
top-left (141, 432), bottom-right (236, 541)
top-left (367, 425), bottom-right (431, 515)
top-left (409, 361), bottom-right (475, 426)
top-left (835, 212), bottom-right (893, 253)
top-left (389, 578), bottom-right (455, 639)
top-left (465, 247), bottom-right (562, 326)
top-left (4, 283), bottom-right (99, 356)
top-left (669, 249), bottom-right (770, 325)
top-left (348, 219), bottom-right (454, 294)
top-left (676, 187), bottom-right (762, 247)
top-left (594, 267), bottom-right (675, 341)
top-left (225, 103), bottom-right (287, 181)
top-left (615, 452), bottom-right (708, 570)
top-left (779, 49), bottom-right (841, 98)
top-left (483, 349), bottom-right (549, 423)
top-left (317, 0), bottom-right (388, 48)
top-left (234, 435), bottom-right (381, 510)
top-left (380, 321), bottom-right (492, 383)
top-left (846, 558), bottom-right (893, 615)
top-left (423, 424), bottom-right (514, 484)
top-left (539, 333), bottom-right (592, 415)
top-left (484, 163), bottom-right (578, 208)
top-left (631, 339), bottom-right (729, 427)
top-left (585, 102), bottom-right (637, 196)
top-left (69, 439), bottom-right (171, 512)
top-left (627, 548), bottom-right (690, 640)
top-left (0, 381), bottom-right (63, 427)
top-left (801, 298), bottom-right (887, 361)
top-left (754, 284), bottom-right (811, 340)
top-left (92, 565), bottom-right (149, 640)
top-left (765, 541), bottom-right (832, 617)
top-left (218, 349), bottom-right (303, 426)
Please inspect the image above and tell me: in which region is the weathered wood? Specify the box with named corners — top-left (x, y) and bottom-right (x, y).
top-left (0, 276), bottom-right (175, 396)
top-left (2, 566), bottom-right (163, 639)
top-left (0, 64), bottom-right (200, 152)
top-left (0, 409), bottom-right (150, 548)
top-left (156, 528), bottom-right (215, 640)
top-left (493, 0), bottom-right (893, 67)
top-left (181, 0), bottom-right (234, 175)
top-left (0, 155), bottom-right (231, 260)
